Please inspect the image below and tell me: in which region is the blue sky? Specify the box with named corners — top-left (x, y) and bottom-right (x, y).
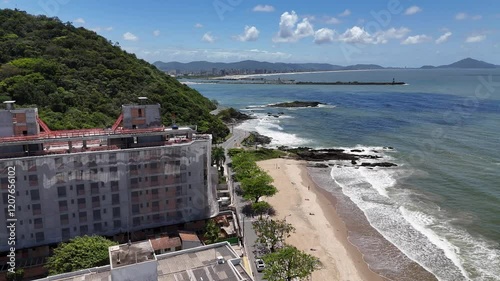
top-left (1, 0), bottom-right (499, 67)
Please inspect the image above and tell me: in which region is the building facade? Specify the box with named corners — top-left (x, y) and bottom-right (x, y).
top-left (0, 102), bottom-right (219, 252)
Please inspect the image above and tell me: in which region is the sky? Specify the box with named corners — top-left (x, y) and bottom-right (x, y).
top-left (1, 0), bottom-right (499, 67)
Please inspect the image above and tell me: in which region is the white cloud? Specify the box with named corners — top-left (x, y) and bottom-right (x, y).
top-left (402, 34), bottom-right (431, 45)
top-left (104, 26), bottom-right (113, 31)
top-left (314, 28), bottom-right (336, 44)
top-left (455, 13), bottom-right (467, 20)
top-left (435, 32), bottom-right (452, 44)
top-left (153, 30), bottom-right (160, 37)
top-left (404, 6), bottom-right (422, 15)
top-left (73, 18), bottom-right (85, 24)
top-left (455, 13), bottom-right (482, 20)
top-left (325, 17), bottom-right (341, 24)
top-left (339, 26), bottom-right (374, 44)
top-left (123, 32), bottom-right (138, 41)
top-left (236, 26), bottom-right (260, 42)
top-left (194, 23), bottom-right (203, 28)
top-left (465, 35), bottom-right (486, 43)
top-left (253, 4), bottom-right (275, 12)
top-left (273, 11), bottom-right (314, 42)
top-left (202, 32), bottom-right (215, 43)
top-left (337, 26), bottom-right (410, 45)
top-left (339, 9), bottom-right (351, 17)
top-left (374, 27), bottom-right (410, 43)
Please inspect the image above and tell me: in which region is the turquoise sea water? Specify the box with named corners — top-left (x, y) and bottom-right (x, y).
top-left (190, 69), bottom-right (500, 281)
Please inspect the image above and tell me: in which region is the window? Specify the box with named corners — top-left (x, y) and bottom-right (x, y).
top-left (93, 210), bottom-right (101, 221)
top-left (132, 204), bottom-right (140, 215)
top-left (78, 198), bottom-right (86, 208)
top-left (92, 196), bottom-right (100, 208)
top-left (34, 218), bottom-right (43, 229)
top-left (111, 181), bottom-right (119, 192)
top-left (132, 217), bottom-right (140, 226)
top-left (79, 211), bottom-right (87, 223)
top-left (94, 223), bottom-right (102, 232)
top-left (113, 207), bottom-right (120, 218)
top-left (35, 232), bottom-right (44, 242)
top-left (76, 184), bottom-right (85, 195)
top-left (29, 175), bottom-right (38, 186)
top-left (113, 220), bottom-right (121, 228)
top-left (80, 225), bottom-right (88, 235)
top-left (58, 201), bottom-right (68, 212)
top-left (60, 214), bottom-right (69, 225)
top-left (110, 167), bottom-right (118, 173)
top-left (57, 186), bottom-right (66, 198)
top-left (30, 190), bottom-right (40, 201)
top-left (91, 183), bottom-right (99, 194)
top-left (109, 153), bottom-right (117, 164)
top-left (112, 194), bottom-right (120, 205)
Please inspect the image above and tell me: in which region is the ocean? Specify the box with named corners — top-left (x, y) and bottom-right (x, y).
top-left (189, 69), bottom-right (500, 281)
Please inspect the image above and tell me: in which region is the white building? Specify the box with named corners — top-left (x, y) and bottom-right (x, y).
top-left (0, 101), bottom-right (219, 253)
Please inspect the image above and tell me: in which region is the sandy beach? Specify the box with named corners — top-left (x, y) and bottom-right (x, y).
top-left (257, 158), bottom-right (386, 281)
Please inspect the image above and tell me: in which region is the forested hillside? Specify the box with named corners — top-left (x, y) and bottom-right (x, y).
top-left (0, 9), bottom-right (227, 138)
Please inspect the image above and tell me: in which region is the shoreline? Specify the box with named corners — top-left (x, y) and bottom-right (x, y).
top-left (258, 158), bottom-right (385, 281)
top-left (258, 158), bottom-right (437, 281)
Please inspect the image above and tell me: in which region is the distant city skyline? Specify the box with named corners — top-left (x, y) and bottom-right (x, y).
top-left (1, 0), bottom-right (499, 67)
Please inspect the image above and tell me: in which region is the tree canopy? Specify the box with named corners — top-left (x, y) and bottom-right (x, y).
top-left (262, 245), bottom-right (321, 281)
top-left (253, 218), bottom-right (295, 253)
top-left (203, 219), bottom-right (221, 244)
top-left (241, 170), bottom-right (277, 203)
top-left (45, 235), bottom-right (117, 275)
top-left (0, 9), bottom-right (228, 140)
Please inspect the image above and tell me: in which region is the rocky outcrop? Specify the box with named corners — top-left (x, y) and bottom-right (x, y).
top-left (268, 101), bottom-right (325, 108)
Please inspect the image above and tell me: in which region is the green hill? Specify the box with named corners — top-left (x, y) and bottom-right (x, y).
top-left (0, 9), bottom-right (228, 139)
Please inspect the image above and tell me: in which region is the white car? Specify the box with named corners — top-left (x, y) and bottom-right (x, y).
top-left (255, 259), bottom-right (265, 272)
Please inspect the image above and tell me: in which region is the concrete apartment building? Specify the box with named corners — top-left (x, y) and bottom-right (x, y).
top-left (0, 101), bottom-right (219, 255)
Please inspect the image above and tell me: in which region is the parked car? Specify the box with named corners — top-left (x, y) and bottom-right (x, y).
top-left (255, 259), bottom-right (265, 272)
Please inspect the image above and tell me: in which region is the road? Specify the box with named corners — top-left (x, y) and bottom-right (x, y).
top-left (220, 128), bottom-right (265, 281)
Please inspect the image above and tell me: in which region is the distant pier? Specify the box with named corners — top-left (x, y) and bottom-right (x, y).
top-left (198, 78), bottom-right (406, 85)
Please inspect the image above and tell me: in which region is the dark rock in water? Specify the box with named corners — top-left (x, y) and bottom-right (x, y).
top-left (359, 155), bottom-right (382, 159)
top-left (217, 107), bottom-right (253, 123)
top-left (295, 149), bottom-right (358, 161)
top-left (360, 162), bottom-right (397, 167)
top-left (269, 101), bottom-right (325, 108)
top-left (351, 160), bottom-right (357, 165)
top-left (242, 132), bottom-right (272, 146)
top-left (309, 163), bottom-right (329, 168)
top-left (351, 149), bottom-right (364, 153)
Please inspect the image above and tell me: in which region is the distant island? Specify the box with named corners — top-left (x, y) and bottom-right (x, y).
top-left (153, 58), bottom-right (499, 77)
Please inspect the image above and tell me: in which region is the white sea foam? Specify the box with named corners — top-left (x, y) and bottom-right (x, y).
top-left (328, 150), bottom-right (500, 281)
top-left (236, 113), bottom-right (310, 147)
top-left (330, 154), bottom-right (468, 281)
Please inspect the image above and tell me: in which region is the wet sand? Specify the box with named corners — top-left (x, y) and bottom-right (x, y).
top-left (258, 158), bottom-right (437, 281)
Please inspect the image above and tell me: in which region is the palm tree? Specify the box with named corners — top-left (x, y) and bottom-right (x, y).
top-left (212, 146), bottom-right (226, 175)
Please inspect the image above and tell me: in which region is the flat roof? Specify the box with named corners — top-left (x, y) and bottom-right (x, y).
top-left (109, 240), bottom-right (156, 269)
top-left (36, 242), bottom-right (253, 281)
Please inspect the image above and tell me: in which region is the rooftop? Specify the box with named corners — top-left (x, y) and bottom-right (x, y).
top-left (36, 242), bottom-right (253, 281)
top-left (178, 231), bottom-right (201, 242)
top-left (109, 240), bottom-right (156, 269)
top-left (150, 236), bottom-right (182, 251)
